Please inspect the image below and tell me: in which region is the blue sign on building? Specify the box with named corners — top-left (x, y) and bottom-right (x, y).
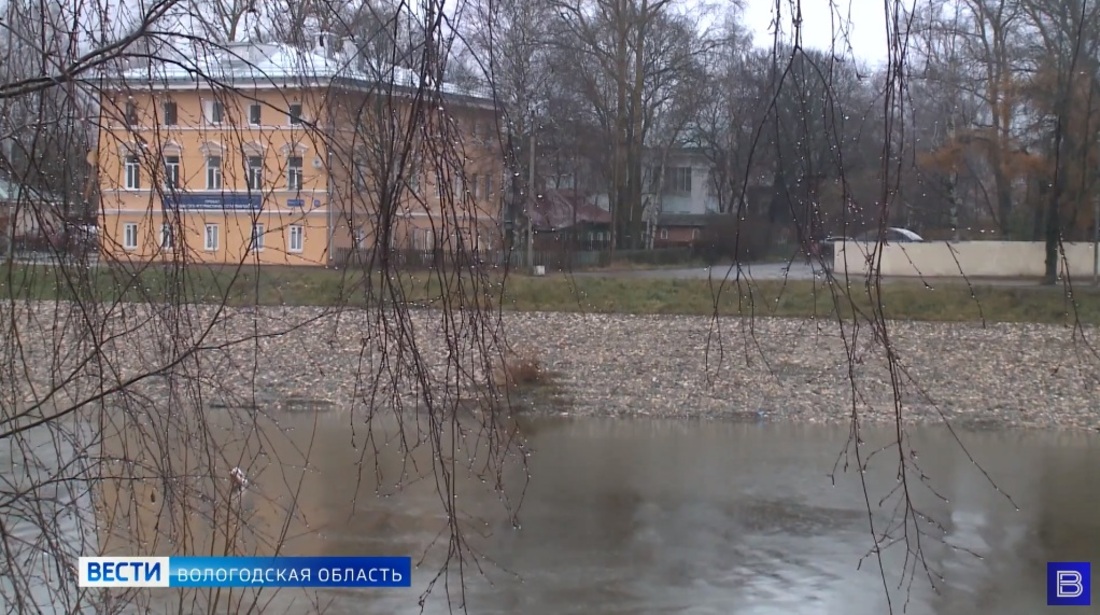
top-left (163, 193), bottom-right (262, 211)
top-left (287, 199), bottom-right (304, 208)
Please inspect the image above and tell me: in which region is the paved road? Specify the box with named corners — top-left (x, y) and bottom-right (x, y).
top-left (573, 261), bottom-right (830, 282)
top-left (599, 262), bottom-right (823, 281)
top-left (573, 261), bottom-right (1080, 288)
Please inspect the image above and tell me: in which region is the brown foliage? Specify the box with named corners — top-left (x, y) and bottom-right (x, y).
top-left (496, 351), bottom-right (546, 389)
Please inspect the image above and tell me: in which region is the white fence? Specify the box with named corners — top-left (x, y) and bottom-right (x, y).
top-left (832, 240), bottom-right (1100, 279)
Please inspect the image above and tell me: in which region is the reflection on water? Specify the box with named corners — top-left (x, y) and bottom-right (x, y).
top-left (7, 411), bottom-right (1100, 614)
top-left (0, 418), bottom-right (98, 614)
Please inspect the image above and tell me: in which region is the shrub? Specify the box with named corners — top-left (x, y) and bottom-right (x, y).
top-left (495, 350), bottom-right (545, 388)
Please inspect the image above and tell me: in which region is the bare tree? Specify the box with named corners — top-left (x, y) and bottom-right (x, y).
top-left (546, 0), bottom-right (708, 252)
top-left (0, 0), bottom-right (522, 613)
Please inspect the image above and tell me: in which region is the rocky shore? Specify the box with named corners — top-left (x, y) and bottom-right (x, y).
top-left (4, 303), bottom-right (1099, 431)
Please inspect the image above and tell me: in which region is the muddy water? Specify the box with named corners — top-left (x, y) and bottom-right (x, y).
top-left (3, 411), bottom-right (1099, 614)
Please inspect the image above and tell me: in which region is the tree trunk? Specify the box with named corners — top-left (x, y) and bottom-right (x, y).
top-left (1044, 178), bottom-right (1061, 285)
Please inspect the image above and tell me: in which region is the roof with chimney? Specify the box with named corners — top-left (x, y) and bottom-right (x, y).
top-left (529, 190), bottom-right (611, 231)
top-left (108, 35), bottom-right (490, 103)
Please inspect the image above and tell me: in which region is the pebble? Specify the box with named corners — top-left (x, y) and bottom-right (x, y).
top-left (1, 303), bottom-right (1097, 431)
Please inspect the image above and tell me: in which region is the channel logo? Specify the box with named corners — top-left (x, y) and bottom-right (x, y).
top-left (1048, 562), bottom-right (1091, 606)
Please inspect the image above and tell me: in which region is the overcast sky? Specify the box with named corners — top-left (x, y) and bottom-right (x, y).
top-left (740, 0), bottom-right (891, 68)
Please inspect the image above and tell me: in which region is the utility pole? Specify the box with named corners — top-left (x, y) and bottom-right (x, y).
top-left (526, 130), bottom-right (535, 271)
top-left (1093, 189), bottom-right (1098, 285)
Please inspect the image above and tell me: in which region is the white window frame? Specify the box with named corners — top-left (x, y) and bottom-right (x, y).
top-left (123, 223), bottom-right (138, 250)
top-left (160, 223), bottom-right (174, 250)
top-left (164, 155), bottom-right (180, 190)
top-left (470, 173), bottom-right (480, 200)
top-left (203, 99), bottom-right (225, 125)
top-left (124, 155), bottom-right (140, 190)
top-left (288, 103), bottom-right (303, 126)
top-left (248, 103), bottom-right (262, 126)
top-left (206, 156), bottom-right (222, 190)
top-left (288, 224), bottom-right (304, 253)
top-left (251, 223), bottom-right (265, 251)
top-left (287, 156), bottom-right (304, 191)
top-left (247, 156), bottom-right (264, 191)
top-left (659, 228), bottom-right (669, 240)
top-left (669, 167), bottom-right (692, 194)
top-left (204, 224), bottom-right (219, 251)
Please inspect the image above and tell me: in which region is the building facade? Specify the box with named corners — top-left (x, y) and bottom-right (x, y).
top-left (96, 39), bottom-right (503, 266)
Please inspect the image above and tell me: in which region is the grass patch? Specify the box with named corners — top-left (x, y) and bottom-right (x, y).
top-left (1, 262), bottom-right (1097, 325)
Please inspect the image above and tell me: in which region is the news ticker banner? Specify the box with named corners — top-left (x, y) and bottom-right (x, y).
top-left (78, 556), bottom-right (411, 589)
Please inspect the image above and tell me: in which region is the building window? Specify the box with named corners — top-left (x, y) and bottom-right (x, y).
top-left (206, 156), bottom-right (222, 190)
top-left (691, 228), bottom-right (700, 240)
top-left (288, 225), bottom-right (304, 253)
top-left (251, 223), bottom-right (265, 251)
top-left (287, 156), bottom-right (303, 191)
top-left (160, 223), bottom-right (174, 249)
top-left (470, 174), bottom-right (479, 199)
top-left (668, 167), bottom-right (692, 194)
top-left (415, 228), bottom-right (435, 251)
top-left (247, 156), bottom-right (264, 191)
top-left (124, 155), bottom-right (140, 190)
top-left (249, 103), bottom-right (262, 125)
top-left (124, 101), bottom-right (138, 126)
top-left (483, 174), bottom-right (492, 198)
top-left (204, 224), bottom-right (219, 251)
top-left (659, 228), bottom-right (668, 240)
top-left (203, 99), bottom-right (224, 124)
top-left (164, 155), bottom-right (180, 190)
top-left (123, 223), bottom-right (138, 250)
top-left (354, 162), bottom-right (368, 190)
top-left (288, 103), bottom-right (303, 125)
top-left (162, 101), bottom-right (177, 126)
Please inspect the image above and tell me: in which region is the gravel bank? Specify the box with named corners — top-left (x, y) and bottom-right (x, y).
top-left (3, 303), bottom-right (1098, 431)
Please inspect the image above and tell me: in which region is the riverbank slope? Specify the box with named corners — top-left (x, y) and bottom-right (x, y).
top-left (5, 302), bottom-right (1093, 431)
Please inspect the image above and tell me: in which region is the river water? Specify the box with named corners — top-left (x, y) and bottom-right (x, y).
top-left (3, 410), bottom-right (1099, 614)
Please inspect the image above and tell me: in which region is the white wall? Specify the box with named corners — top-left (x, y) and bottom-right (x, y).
top-left (590, 154), bottom-right (719, 215)
top-left (833, 240), bottom-right (1100, 279)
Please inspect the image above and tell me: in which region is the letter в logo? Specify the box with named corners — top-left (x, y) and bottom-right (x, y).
top-left (1048, 562), bottom-right (1091, 606)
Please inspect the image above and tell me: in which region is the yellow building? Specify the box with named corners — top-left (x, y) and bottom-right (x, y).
top-left (96, 39), bottom-right (503, 266)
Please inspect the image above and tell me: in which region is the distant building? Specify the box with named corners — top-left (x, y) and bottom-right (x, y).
top-left (95, 37), bottom-right (503, 266)
top-left (589, 148), bottom-right (719, 217)
top-left (527, 189), bottom-right (612, 251)
top-left (0, 177), bottom-right (65, 244)
top-left (653, 213), bottom-right (709, 248)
